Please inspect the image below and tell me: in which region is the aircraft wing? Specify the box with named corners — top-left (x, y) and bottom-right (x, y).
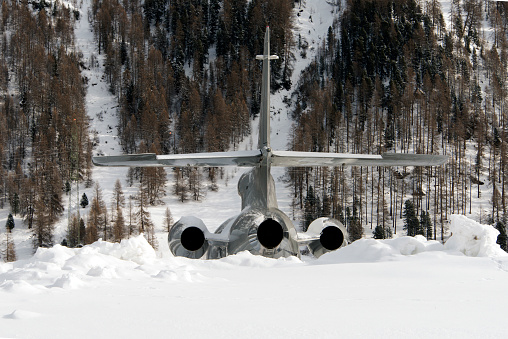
top-left (270, 151), bottom-right (448, 167)
top-left (92, 150), bottom-right (262, 167)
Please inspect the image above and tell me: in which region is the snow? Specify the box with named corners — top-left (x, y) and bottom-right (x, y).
top-left (444, 214), bottom-right (507, 257)
top-left (2, 0), bottom-right (508, 337)
top-left (2, 216), bottom-right (508, 338)
top-left (320, 215), bottom-right (508, 266)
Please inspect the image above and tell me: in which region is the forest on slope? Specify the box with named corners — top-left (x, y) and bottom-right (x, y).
top-left (289, 0), bottom-right (508, 243)
top-left (1, 0), bottom-right (508, 256)
top-left (0, 0), bottom-right (91, 252)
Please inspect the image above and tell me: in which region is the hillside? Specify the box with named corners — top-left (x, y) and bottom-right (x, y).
top-left (0, 0), bottom-right (507, 257)
top-left (2, 1), bottom-right (508, 338)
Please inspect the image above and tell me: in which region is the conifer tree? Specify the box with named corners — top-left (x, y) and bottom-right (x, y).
top-left (403, 200), bottom-right (420, 237)
top-left (67, 214), bottom-right (80, 248)
top-left (86, 202), bottom-right (100, 245)
top-left (32, 196), bottom-right (53, 251)
top-left (127, 196), bottom-right (138, 238)
top-left (373, 222), bottom-right (393, 239)
top-left (188, 167), bottom-right (203, 201)
top-left (373, 225), bottom-right (385, 239)
top-left (348, 206), bottom-right (363, 242)
top-left (303, 186), bottom-right (321, 231)
top-left (164, 206), bottom-right (174, 233)
top-left (140, 143), bottom-right (166, 205)
top-left (86, 183), bottom-right (106, 244)
top-left (112, 206), bottom-right (126, 243)
top-left (135, 184), bottom-right (151, 234)
top-left (5, 213), bottom-right (14, 232)
top-left (420, 211), bottom-right (433, 240)
top-left (10, 192), bottom-right (19, 216)
top-left (79, 218), bottom-right (86, 245)
top-left (102, 207), bottom-right (109, 241)
top-left (80, 193), bottom-right (89, 208)
top-left (1, 230), bottom-right (17, 262)
top-left (112, 179), bottom-right (125, 210)
top-left (145, 220), bottom-right (158, 250)
top-left (135, 185), bottom-right (157, 249)
top-left (173, 167), bottom-right (188, 202)
top-left (495, 221), bottom-right (508, 252)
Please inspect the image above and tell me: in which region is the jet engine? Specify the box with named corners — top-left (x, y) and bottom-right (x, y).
top-left (168, 216), bottom-right (210, 259)
top-left (214, 208), bottom-right (300, 259)
top-left (303, 217), bottom-right (348, 258)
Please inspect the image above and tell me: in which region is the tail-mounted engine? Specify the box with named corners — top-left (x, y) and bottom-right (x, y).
top-left (215, 208), bottom-right (300, 258)
top-left (302, 217), bottom-right (348, 258)
top-left (168, 216), bottom-right (210, 259)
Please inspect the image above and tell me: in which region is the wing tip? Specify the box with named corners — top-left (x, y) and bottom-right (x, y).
top-left (381, 153), bottom-right (449, 166)
top-left (92, 153), bottom-right (158, 166)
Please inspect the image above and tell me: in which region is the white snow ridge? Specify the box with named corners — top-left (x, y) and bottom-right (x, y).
top-left (1, 215), bottom-right (508, 338)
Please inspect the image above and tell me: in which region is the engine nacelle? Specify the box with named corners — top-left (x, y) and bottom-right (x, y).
top-left (168, 216), bottom-right (210, 259)
top-left (304, 217), bottom-right (348, 258)
top-left (214, 208), bottom-right (299, 258)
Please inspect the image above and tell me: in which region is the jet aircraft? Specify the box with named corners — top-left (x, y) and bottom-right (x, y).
top-left (93, 27), bottom-right (448, 259)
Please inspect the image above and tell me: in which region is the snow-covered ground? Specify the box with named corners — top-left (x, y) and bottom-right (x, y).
top-left (2, 1), bottom-right (508, 338)
top-left (1, 215), bottom-right (508, 338)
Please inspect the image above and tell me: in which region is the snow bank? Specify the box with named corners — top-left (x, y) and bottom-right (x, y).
top-left (87, 235), bottom-right (157, 264)
top-left (1, 215), bottom-right (505, 294)
top-left (318, 214), bottom-right (506, 264)
top-left (212, 250), bottom-right (301, 268)
top-left (444, 214), bottom-right (507, 257)
top-left (0, 235), bottom-right (185, 293)
top-left (317, 236), bottom-right (444, 264)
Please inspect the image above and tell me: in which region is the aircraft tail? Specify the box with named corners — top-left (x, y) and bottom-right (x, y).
top-left (256, 27), bottom-right (278, 150)
top-left (92, 27), bottom-right (448, 171)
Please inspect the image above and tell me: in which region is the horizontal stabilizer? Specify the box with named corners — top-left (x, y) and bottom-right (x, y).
top-left (271, 151), bottom-right (448, 167)
top-left (92, 150), bottom-right (262, 167)
top-left (93, 150), bottom-right (448, 168)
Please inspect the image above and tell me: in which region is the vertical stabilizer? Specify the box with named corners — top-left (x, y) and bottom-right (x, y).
top-left (256, 27), bottom-right (278, 150)
top-left (254, 27), bottom-right (279, 210)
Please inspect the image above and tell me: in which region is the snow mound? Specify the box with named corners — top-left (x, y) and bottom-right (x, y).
top-left (444, 214), bottom-right (507, 257)
top-left (388, 235), bottom-right (443, 254)
top-left (0, 235), bottom-right (181, 293)
top-left (52, 273), bottom-right (88, 289)
top-left (87, 266), bottom-right (119, 278)
top-left (317, 238), bottom-right (401, 263)
top-left (1, 215), bottom-right (505, 293)
top-left (0, 280), bottom-right (45, 294)
top-left (318, 214), bottom-right (506, 263)
top-left (317, 236), bottom-right (444, 264)
top-left (153, 270), bottom-right (200, 282)
top-left (87, 235), bottom-right (157, 265)
top-left (213, 250), bottom-right (302, 268)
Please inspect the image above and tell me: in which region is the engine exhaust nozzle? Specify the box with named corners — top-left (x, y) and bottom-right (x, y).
top-left (257, 218), bottom-right (284, 249)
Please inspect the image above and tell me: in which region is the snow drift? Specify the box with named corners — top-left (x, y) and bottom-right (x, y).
top-left (2, 215), bottom-right (508, 339)
top-left (1, 214), bottom-right (506, 295)
top-left (444, 214), bottom-right (507, 257)
top-left (317, 214), bottom-right (506, 264)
